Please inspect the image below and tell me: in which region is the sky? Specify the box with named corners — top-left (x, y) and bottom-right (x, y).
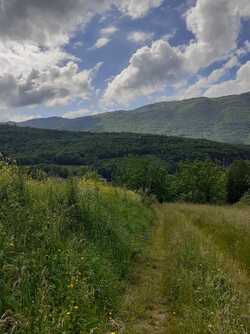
top-left (0, 0), bottom-right (250, 121)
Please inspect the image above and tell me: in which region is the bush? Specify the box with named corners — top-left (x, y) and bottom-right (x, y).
top-left (227, 160), bottom-right (250, 203)
top-left (175, 160), bottom-right (226, 204)
top-left (110, 156), bottom-right (174, 202)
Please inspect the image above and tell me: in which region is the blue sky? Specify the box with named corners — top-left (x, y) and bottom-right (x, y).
top-left (0, 0), bottom-right (249, 121)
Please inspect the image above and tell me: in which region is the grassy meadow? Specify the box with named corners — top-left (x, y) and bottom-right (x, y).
top-left (0, 163), bottom-right (153, 333)
top-left (119, 204), bottom-right (250, 334)
top-left (1, 161), bottom-right (250, 333)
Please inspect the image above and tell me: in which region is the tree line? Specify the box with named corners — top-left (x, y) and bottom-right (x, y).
top-left (102, 157), bottom-right (250, 205)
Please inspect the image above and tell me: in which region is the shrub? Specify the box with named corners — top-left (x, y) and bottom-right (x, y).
top-left (176, 160), bottom-right (226, 204)
top-left (227, 160), bottom-right (250, 203)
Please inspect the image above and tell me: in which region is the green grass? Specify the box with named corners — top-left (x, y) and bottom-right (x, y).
top-left (162, 205), bottom-right (250, 334)
top-left (177, 204), bottom-right (250, 271)
top-left (1, 162), bottom-right (250, 333)
top-left (118, 204), bottom-right (250, 333)
top-left (0, 163), bottom-right (153, 333)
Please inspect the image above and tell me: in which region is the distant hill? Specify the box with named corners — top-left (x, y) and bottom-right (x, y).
top-left (19, 92), bottom-right (250, 145)
top-left (1, 125), bottom-right (250, 170)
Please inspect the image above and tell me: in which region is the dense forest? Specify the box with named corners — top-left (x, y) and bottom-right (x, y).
top-left (1, 125), bottom-right (250, 168)
top-left (1, 124), bottom-right (250, 206)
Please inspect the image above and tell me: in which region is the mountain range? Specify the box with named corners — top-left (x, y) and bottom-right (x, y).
top-left (19, 92), bottom-right (250, 145)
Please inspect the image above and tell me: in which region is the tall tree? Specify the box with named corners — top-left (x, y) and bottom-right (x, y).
top-left (227, 160), bottom-right (250, 203)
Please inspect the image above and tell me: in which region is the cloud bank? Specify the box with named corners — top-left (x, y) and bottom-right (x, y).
top-left (104, 0), bottom-right (250, 105)
top-left (0, 0), bottom-right (163, 117)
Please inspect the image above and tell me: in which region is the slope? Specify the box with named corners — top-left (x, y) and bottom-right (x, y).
top-left (19, 92), bottom-right (250, 145)
top-left (1, 125), bottom-right (250, 169)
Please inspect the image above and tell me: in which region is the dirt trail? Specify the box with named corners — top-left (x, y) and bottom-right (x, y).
top-left (117, 206), bottom-right (170, 333)
top-left (115, 204), bottom-right (250, 334)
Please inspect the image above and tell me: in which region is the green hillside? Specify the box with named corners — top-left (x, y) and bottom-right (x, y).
top-left (1, 125), bottom-right (250, 169)
top-left (19, 92), bottom-right (250, 145)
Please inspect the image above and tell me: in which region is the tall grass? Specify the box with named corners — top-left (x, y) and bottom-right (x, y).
top-left (162, 205), bottom-right (250, 333)
top-left (0, 163), bottom-right (153, 333)
top-left (177, 204), bottom-right (250, 271)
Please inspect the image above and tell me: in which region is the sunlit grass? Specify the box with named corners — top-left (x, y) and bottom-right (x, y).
top-left (119, 204), bottom-right (250, 334)
top-left (0, 163), bottom-right (153, 333)
top-left (176, 204), bottom-right (250, 271)
top-left (162, 205), bottom-right (250, 333)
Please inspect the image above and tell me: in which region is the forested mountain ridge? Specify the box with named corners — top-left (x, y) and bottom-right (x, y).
top-left (19, 92), bottom-right (250, 144)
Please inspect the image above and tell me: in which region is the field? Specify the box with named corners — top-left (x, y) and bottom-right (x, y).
top-left (0, 163), bottom-right (153, 333)
top-left (119, 204), bottom-right (250, 333)
top-left (0, 163), bottom-right (250, 333)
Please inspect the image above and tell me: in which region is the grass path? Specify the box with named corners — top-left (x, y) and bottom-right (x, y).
top-left (116, 204), bottom-right (250, 334)
top-left (116, 205), bottom-right (170, 333)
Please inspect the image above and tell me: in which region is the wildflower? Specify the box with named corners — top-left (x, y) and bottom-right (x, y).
top-left (68, 283), bottom-right (74, 289)
top-left (66, 312), bottom-right (71, 316)
top-left (74, 306), bottom-right (79, 310)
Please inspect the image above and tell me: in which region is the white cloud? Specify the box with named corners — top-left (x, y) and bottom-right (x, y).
top-left (0, 1), bottom-right (160, 47)
top-left (92, 25), bottom-right (118, 49)
top-left (0, 108), bottom-right (39, 122)
top-left (204, 61), bottom-right (250, 98)
top-left (103, 0), bottom-right (250, 106)
top-left (104, 40), bottom-right (185, 105)
top-left (73, 41), bottom-right (84, 49)
top-left (116, 0), bottom-right (163, 19)
top-left (0, 40), bottom-right (102, 109)
top-left (0, 0), bottom-right (162, 113)
top-left (183, 55), bottom-right (240, 98)
top-left (127, 31), bottom-right (154, 44)
top-left (100, 26), bottom-right (118, 36)
top-left (0, 0), bottom-right (112, 47)
top-left (0, 41), bottom-right (75, 77)
top-left (94, 37), bottom-right (111, 49)
top-left (63, 109), bottom-right (92, 119)
top-left (184, 0), bottom-right (241, 71)
top-left (0, 61), bottom-right (102, 108)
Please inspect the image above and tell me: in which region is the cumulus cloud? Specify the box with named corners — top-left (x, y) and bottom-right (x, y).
top-left (117, 0), bottom-right (163, 19)
top-left (0, 108), bottom-right (39, 122)
top-left (92, 25), bottom-right (118, 49)
top-left (0, 62), bottom-right (102, 108)
top-left (183, 55), bottom-right (240, 98)
top-left (184, 0), bottom-right (240, 71)
top-left (0, 0), bottom-right (111, 47)
top-left (0, 0), bottom-right (161, 47)
top-left (104, 0), bottom-right (250, 105)
top-left (0, 0), bottom-right (162, 115)
top-left (0, 41), bottom-right (75, 77)
top-left (127, 31), bottom-right (154, 44)
top-left (94, 37), bottom-right (111, 49)
top-left (63, 109), bottom-right (93, 119)
top-left (204, 61), bottom-right (250, 98)
top-left (104, 40), bottom-right (185, 105)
